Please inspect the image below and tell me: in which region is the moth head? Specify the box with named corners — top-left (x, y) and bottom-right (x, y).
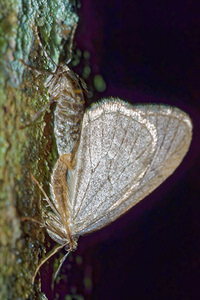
top-left (64, 236), bottom-right (79, 252)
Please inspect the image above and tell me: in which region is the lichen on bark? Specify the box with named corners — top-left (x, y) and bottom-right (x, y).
top-left (0, 0), bottom-right (78, 299)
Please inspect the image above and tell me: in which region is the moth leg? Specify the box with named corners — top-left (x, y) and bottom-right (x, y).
top-left (70, 138), bottom-right (81, 167)
top-left (21, 216), bottom-right (45, 227)
top-left (53, 250), bottom-right (71, 281)
top-left (19, 58), bottom-right (55, 129)
top-left (22, 215), bottom-right (69, 284)
top-left (19, 58), bottom-right (51, 76)
top-left (31, 174), bottom-right (61, 218)
top-left (19, 99), bottom-right (55, 129)
top-left (32, 243), bottom-right (67, 284)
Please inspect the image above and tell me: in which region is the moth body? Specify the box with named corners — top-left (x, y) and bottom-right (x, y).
top-left (45, 64), bottom-right (86, 157)
top-left (44, 99), bottom-right (193, 254)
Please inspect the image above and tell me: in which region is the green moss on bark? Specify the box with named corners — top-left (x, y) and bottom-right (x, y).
top-left (0, 0), bottom-right (79, 299)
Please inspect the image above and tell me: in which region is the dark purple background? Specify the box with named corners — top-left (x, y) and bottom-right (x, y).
top-left (41, 1), bottom-right (200, 299)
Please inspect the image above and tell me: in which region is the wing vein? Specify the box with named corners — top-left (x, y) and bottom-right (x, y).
top-left (73, 112), bottom-right (120, 220)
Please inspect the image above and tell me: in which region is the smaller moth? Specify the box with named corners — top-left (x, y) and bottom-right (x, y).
top-left (29, 98), bottom-right (192, 283)
top-left (20, 25), bottom-right (87, 158)
top-left (43, 61), bottom-right (86, 157)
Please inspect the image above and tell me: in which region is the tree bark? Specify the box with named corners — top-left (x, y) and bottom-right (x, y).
top-left (0, 1), bottom-right (78, 299)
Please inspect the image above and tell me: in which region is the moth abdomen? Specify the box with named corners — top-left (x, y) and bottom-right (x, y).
top-left (44, 64), bottom-right (85, 156)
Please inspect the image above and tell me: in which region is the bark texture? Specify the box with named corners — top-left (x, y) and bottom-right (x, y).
top-left (0, 1), bottom-right (78, 298)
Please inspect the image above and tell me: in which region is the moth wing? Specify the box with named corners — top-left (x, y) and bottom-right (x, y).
top-left (68, 99), bottom-right (192, 236)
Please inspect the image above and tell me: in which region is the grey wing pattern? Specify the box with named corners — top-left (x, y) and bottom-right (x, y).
top-left (68, 99), bottom-right (192, 236)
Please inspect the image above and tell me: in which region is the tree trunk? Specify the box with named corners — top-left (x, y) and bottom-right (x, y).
top-left (0, 1), bottom-right (78, 299)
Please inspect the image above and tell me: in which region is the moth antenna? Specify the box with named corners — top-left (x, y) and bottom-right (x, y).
top-left (33, 25), bottom-right (58, 71)
top-left (65, 23), bottom-right (77, 65)
top-left (32, 243), bottom-right (67, 284)
top-left (21, 217), bottom-right (70, 284)
top-left (54, 250), bottom-right (71, 281)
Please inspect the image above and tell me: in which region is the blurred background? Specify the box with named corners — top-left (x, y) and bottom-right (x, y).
top-left (42, 1), bottom-right (200, 299)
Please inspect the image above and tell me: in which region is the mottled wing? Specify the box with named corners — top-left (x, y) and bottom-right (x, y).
top-left (68, 99), bottom-right (192, 236)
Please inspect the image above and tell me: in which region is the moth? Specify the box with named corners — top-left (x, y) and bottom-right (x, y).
top-left (29, 98), bottom-right (192, 283)
top-left (20, 25), bottom-right (87, 158)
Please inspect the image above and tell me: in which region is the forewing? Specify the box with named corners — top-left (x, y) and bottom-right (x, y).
top-left (68, 99), bottom-right (192, 236)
